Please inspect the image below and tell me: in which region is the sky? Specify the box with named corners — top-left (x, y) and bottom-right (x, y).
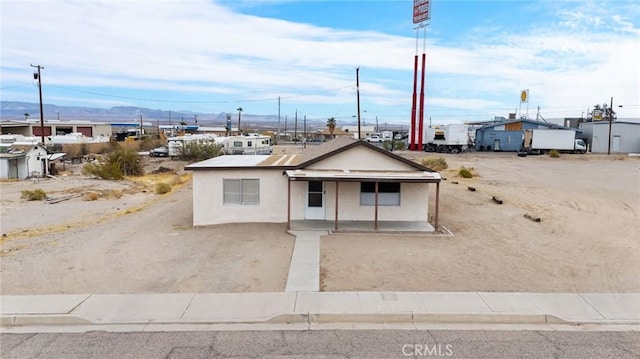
top-left (1, 0), bottom-right (639, 125)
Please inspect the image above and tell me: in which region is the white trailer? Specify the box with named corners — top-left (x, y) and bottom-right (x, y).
top-left (167, 134), bottom-right (218, 157)
top-left (523, 129), bottom-right (586, 154)
top-left (222, 134), bottom-right (273, 155)
top-left (422, 123), bottom-right (469, 153)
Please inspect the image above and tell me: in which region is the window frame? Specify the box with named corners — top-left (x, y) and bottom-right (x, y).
top-left (360, 181), bottom-right (401, 206)
top-left (223, 178), bottom-right (260, 206)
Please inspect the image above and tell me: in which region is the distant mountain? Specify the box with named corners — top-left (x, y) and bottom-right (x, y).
top-left (0, 101), bottom-right (284, 126)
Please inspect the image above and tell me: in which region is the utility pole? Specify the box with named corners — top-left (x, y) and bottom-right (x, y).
top-left (139, 115), bottom-right (143, 139)
top-left (169, 110), bottom-right (172, 126)
top-left (294, 110), bottom-right (298, 141)
top-left (194, 115), bottom-right (198, 126)
top-left (607, 97), bottom-right (613, 155)
top-left (278, 96), bottom-right (281, 143)
top-left (303, 115), bottom-right (307, 149)
top-left (30, 64), bottom-right (45, 144)
top-left (356, 67), bottom-right (361, 140)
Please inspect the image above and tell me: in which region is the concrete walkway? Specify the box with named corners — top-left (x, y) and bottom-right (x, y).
top-left (285, 230), bottom-right (327, 292)
top-left (2, 292), bottom-right (639, 328)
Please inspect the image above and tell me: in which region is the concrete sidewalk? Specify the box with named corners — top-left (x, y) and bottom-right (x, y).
top-left (1, 292), bottom-right (639, 327)
top-left (285, 231), bottom-right (326, 292)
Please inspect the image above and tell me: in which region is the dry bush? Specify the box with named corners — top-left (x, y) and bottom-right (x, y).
top-left (459, 167), bottom-right (473, 178)
top-left (83, 192), bottom-right (100, 201)
top-left (548, 150), bottom-right (560, 158)
top-left (420, 156), bottom-right (448, 171)
top-left (21, 189), bottom-right (47, 201)
top-left (155, 182), bottom-right (172, 194)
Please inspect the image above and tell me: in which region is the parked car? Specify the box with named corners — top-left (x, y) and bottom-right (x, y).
top-left (366, 133), bottom-right (383, 143)
top-left (149, 145), bottom-right (169, 157)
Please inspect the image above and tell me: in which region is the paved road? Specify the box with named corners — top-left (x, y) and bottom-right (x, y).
top-left (2, 329), bottom-right (639, 358)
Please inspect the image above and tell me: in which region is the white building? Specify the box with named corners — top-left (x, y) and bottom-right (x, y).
top-left (341, 125), bottom-right (376, 139)
top-left (186, 137), bottom-right (442, 231)
top-left (579, 121), bottom-right (640, 153)
top-left (0, 143), bottom-right (49, 180)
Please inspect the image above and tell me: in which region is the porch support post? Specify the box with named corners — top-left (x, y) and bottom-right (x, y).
top-left (287, 179), bottom-right (291, 230)
top-left (374, 181), bottom-right (379, 230)
top-left (334, 181), bottom-right (339, 231)
top-left (434, 181), bottom-right (440, 231)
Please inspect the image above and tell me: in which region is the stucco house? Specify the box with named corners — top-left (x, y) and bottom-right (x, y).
top-left (0, 143), bottom-right (49, 180)
top-left (186, 137), bottom-right (442, 231)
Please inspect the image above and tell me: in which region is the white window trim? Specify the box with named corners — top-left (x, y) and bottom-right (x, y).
top-left (223, 178), bottom-right (260, 206)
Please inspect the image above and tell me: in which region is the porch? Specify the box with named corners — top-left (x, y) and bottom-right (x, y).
top-left (289, 219), bottom-right (435, 233)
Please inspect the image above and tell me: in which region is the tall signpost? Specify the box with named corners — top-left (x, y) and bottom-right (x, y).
top-left (412, 0), bottom-right (430, 151)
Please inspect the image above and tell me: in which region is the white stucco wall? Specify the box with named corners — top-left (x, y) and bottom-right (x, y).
top-left (26, 147), bottom-right (48, 177)
top-left (192, 169), bottom-right (289, 226)
top-left (290, 181), bottom-right (429, 221)
top-left (191, 145), bottom-right (435, 226)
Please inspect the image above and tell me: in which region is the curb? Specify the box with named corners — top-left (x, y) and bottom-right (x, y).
top-left (3, 312), bottom-right (621, 327)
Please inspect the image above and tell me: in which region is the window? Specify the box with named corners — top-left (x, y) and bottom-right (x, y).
top-left (233, 141), bottom-right (243, 147)
top-left (360, 182), bottom-right (400, 206)
top-left (247, 141), bottom-right (252, 147)
top-left (223, 179), bottom-right (259, 205)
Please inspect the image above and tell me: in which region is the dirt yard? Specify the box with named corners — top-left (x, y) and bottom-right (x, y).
top-left (321, 152), bottom-right (640, 293)
top-left (1, 150), bottom-right (638, 294)
top-left (0, 157), bottom-right (295, 294)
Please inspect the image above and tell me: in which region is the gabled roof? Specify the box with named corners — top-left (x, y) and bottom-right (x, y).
top-left (294, 136), bottom-right (435, 172)
top-left (8, 143), bottom-right (47, 153)
top-left (185, 137), bottom-right (437, 173)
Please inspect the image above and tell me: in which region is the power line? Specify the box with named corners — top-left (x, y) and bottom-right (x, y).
top-left (0, 83), bottom-right (32, 90)
top-left (46, 84), bottom-right (353, 104)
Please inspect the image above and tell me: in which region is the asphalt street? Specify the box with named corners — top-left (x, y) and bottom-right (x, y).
top-left (2, 329), bottom-right (639, 358)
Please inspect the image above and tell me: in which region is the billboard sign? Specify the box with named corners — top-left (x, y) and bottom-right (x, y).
top-left (520, 89), bottom-right (529, 103)
top-left (413, 0), bottom-right (431, 24)
top-left (593, 109), bottom-right (603, 121)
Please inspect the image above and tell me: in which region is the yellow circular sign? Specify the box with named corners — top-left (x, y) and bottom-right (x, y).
top-left (520, 90), bottom-right (528, 102)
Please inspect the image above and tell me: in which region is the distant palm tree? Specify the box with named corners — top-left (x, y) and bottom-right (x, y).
top-left (326, 117), bottom-right (336, 139)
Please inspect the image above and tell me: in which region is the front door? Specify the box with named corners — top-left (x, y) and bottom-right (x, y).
top-left (305, 181), bottom-right (325, 220)
top-left (493, 139), bottom-right (500, 151)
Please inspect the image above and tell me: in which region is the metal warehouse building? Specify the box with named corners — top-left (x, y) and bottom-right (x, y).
top-left (0, 120), bottom-right (112, 141)
top-left (475, 119), bottom-right (578, 152)
top-left (579, 121), bottom-right (640, 154)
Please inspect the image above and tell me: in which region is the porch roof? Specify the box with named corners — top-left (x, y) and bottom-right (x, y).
top-left (284, 169), bottom-right (441, 183)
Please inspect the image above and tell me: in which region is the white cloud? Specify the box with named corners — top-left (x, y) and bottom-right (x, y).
top-left (1, 0), bottom-right (638, 122)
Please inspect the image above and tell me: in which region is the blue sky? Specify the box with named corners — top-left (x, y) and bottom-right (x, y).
top-left (1, 0), bottom-right (639, 124)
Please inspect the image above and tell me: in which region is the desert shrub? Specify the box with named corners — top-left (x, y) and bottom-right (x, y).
top-left (394, 141), bottom-right (406, 151)
top-left (155, 182), bottom-right (172, 194)
top-left (83, 192), bottom-right (100, 201)
top-left (548, 150), bottom-right (560, 158)
top-left (81, 148), bottom-right (143, 180)
top-left (459, 167), bottom-right (473, 178)
top-left (21, 189), bottom-right (47, 201)
top-left (140, 136), bottom-right (165, 151)
top-left (79, 143), bottom-right (89, 156)
top-left (420, 156), bottom-right (448, 171)
top-left (177, 141), bottom-right (223, 162)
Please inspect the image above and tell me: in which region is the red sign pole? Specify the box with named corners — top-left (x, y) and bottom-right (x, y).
top-left (418, 52), bottom-right (426, 152)
top-left (410, 54), bottom-right (418, 151)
